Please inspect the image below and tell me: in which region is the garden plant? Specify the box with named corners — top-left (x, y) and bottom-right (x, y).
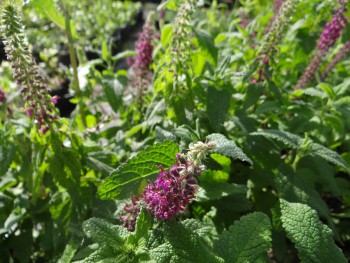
top-left (0, 0), bottom-right (350, 262)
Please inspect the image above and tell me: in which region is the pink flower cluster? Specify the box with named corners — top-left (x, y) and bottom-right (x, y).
top-left (0, 89), bottom-right (6, 104)
top-left (317, 6), bottom-right (348, 53)
top-left (120, 153), bottom-right (204, 230)
top-left (140, 154), bottom-right (203, 220)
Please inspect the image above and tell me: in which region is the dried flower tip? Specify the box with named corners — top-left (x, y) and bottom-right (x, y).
top-left (187, 141), bottom-right (216, 166)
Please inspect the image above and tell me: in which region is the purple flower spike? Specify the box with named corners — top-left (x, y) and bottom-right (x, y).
top-left (317, 7), bottom-right (348, 53)
top-left (140, 155), bottom-right (203, 220)
top-left (294, 4), bottom-right (348, 90)
top-left (136, 37), bottom-right (154, 69)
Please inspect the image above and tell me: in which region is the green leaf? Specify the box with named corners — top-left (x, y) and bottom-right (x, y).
top-left (193, 29), bottom-right (218, 66)
top-left (250, 130), bottom-right (302, 148)
top-left (250, 130), bottom-right (349, 171)
top-left (157, 0), bottom-right (178, 11)
top-left (83, 218), bottom-right (128, 247)
top-left (150, 219), bottom-right (223, 263)
top-left (206, 134), bottom-right (252, 165)
top-left (101, 74), bottom-right (124, 113)
top-left (111, 50), bottom-right (136, 62)
top-left (30, 0), bottom-right (76, 37)
top-left (132, 208), bottom-right (152, 247)
top-left (214, 212), bottom-right (272, 262)
top-left (155, 126), bottom-right (177, 142)
top-left (101, 41), bottom-right (110, 61)
top-left (58, 238), bottom-right (80, 263)
top-left (280, 199), bottom-right (347, 263)
top-left (97, 141), bottom-right (179, 200)
top-left (85, 150), bottom-right (118, 176)
top-left (82, 246), bottom-right (126, 263)
top-left (207, 86), bottom-right (231, 132)
top-left (196, 182), bottom-right (247, 202)
top-left (274, 164), bottom-right (332, 226)
top-left (0, 144), bottom-right (16, 177)
top-left (161, 25), bottom-right (173, 47)
top-left (308, 143), bottom-right (349, 172)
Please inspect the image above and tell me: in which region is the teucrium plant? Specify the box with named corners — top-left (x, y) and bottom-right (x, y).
top-left (0, 1), bottom-right (58, 134)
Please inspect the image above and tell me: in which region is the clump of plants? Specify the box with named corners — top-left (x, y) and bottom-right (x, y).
top-left (0, 0), bottom-right (350, 262)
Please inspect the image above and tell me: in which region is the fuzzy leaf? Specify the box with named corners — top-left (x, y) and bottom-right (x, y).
top-left (206, 134), bottom-right (252, 165)
top-left (97, 141), bottom-right (178, 200)
top-left (207, 86), bottom-right (231, 132)
top-left (308, 143), bottom-right (349, 172)
top-left (274, 164), bottom-right (333, 227)
top-left (150, 220), bottom-right (223, 263)
top-left (280, 200), bottom-right (346, 263)
top-left (251, 130), bottom-right (349, 171)
top-left (214, 212), bottom-right (272, 262)
top-left (82, 218), bottom-right (128, 247)
top-left (82, 246), bottom-right (127, 263)
top-left (250, 130), bottom-right (302, 148)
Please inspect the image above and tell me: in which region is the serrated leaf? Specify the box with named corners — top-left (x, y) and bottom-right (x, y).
top-left (97, 141), bottom-right (178, 200)
top-left (274, 164), bottom-right (332, 226)
top-left (308, 143), bottom-right (349, 171)
top-left (155, 126), bottom-right (177, 142)
top-left (207, 86), bottom-right (231, 132)
top-left (250, 130), bottom-right (302, 148)
top-left (82, 246), bottom-right (127, 263)
top-left (214, 212), bottom-right (272, 262)
top-left (206, 134), bottom-right (252, 165)
top-left (280, 199), bottom-right (347, 263)
top-left (82, 218), bottom-right (128, 247)
top-left (251, 130), bottom-right (349, 171)
top-left (150, 220), bottom-right (223, 263)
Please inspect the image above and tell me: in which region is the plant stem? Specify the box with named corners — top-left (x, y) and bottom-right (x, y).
top-left (64, 12), bottom-right (87, 128)
top-left (292, 153), bottom-right (302, 171)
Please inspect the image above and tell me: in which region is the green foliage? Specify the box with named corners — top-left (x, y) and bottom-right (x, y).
top-left (214, 212), bottom-right (272, 262)
top-left (97, 141), bottom-right (179, 200)
top-left (0, 0), bottom-right (350, 261)
top-left (280, 199), bottom-right (347, 263)
top-left (206, 133), bottom-right (253, 165)
top-left (251, 130), bottom-right (349, 171)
